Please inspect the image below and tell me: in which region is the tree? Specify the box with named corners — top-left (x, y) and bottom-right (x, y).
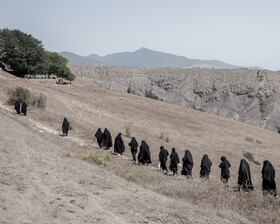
top-left (0, 29), bottom-right (48, 76)
top-left (47, 52), bottom-right (75, 82)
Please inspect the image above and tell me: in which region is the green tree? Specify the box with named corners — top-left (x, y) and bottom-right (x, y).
top-left (47, 52), bottom-right (75, 82)
top-left (0, 28), bottom-right (48, 76)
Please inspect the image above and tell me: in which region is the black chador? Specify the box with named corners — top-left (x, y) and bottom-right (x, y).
top-left (219, 156), bottom-right (231, 183)
top-left (128, 137), bottom-right (138, 162)
top-left (114, 133), bottom-right (125, 155)
top-left (200, 154), bottom-right (212, 179)
top-left (238, 159), bottom-right (254, 191)
top-left (159, 146), bottom-right (169, 172)
top-left (181, 150), bottom-right (194, 177)
top-left (95, 128), bottom-right (102, 147)
top-left (101, 128), bottom-right (112, 149)
top-left (14, 100), bottom-right (20, 114)
top-left (21, 101), bottom-right (27, 116)
top-left (262, 160), bottom-right (277, 195)
top-left (62, 118), bottom-right (70, 136)
top-left (137, 141), bottom-right (152, 165)
top-left (169, 148), bottom-right (179, 175)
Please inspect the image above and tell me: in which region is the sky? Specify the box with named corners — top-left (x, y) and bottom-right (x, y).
top-left (0, 0), bottom-right (279, 70)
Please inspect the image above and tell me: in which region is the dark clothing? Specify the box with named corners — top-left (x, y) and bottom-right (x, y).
top-left (114, 133), bottom-right (125, 154)
top-left (219, 156), bottom-right (231, 182)
top-left (262, 160), bottom-right (276, 191)
top-left (14, 101), bottom-right (20, 114)
top-left (169, 148), bottom-right (179, 175)
top-left (181, 150), bottom-right (194, 176)
top-left (101, 128), bottom-right (112, 149)
top-left (95, 128), bottom-right (102, 147)
top-left (21, 101), bottom-right (27, 116)
top-left (159, 146), bottom-right (169, 171)
top-left (200, 154), bottom-right (212, 178)
top-left (129, 137), bottom-right (138, 161)
top-left (238, 159), bottom-right (254, 191)
top-left (62, 118), bottom-right (69, 136)
top-left (138, 141), bottom-right (151, 164)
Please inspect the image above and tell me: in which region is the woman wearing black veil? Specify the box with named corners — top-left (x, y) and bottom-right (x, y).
top-left (181, 149), bottom-right (194, 178)
top-left (62, 118), bottom-right (70, 136)
top-left (200, 154), bottom-right (212, 179)
top-left (101, 128), bottom-right (112, 149)
top-left (114, 133), bottom-right (125, 155)
top-left (219, 156), bottom-right (231, 183)
top-left (169, 148), bottom-right (179, 176)
top-left (95, 128), bottom-right (102, 147)
top-left (128, 137), bottom-right (138, 162)
top-left (159, 146), bottom-right (169, 173)
top-left (138, 141), bottom-right (152, 165)
top-left (238, 159), bottom-right (254, 191)
top-left (262, 160), bottom-right (277, 196)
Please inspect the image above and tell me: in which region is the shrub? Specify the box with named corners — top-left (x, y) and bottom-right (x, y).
top-left (159, 132), bottom-right (164, 140)
top-left (125, 123), bottom-right (131, 137)
top-left (82, 153), bottom-right (110, 167)
top-left (8, 87), bottom-right (31, 104)
top-left (8, 87), bottom-right (46, 109)
top-left (145, 89), bottom-right (159, 100)
top-left (165, 137), bottom-right (169, 143)
top-left (256, 139), bottom-right (262, 144)
top-left (125, 173), bottom-right (134, 181)
top-left (243, 152), bottom-right (260, 165)
top-left (244, 136), bottom-right (254, 142)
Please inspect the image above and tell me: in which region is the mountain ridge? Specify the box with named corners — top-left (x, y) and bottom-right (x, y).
top-left (59, 48), bottom-right (261, 69)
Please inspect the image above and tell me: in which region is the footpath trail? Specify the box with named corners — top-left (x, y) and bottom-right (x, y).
top-left (0, 105), bottom-right (252, 224)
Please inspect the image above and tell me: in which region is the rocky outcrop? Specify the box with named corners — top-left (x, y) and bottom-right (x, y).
top-left (68, 64), bottom-right (280, 131)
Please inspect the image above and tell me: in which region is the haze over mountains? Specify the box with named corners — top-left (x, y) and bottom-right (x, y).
top-left (59, 48), bottom-right (261, 69)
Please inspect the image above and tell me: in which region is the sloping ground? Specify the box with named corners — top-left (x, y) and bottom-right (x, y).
top-left (0, 69), bottom-right (280, 223)
top-left (68, 64), bottom-right (280, 131)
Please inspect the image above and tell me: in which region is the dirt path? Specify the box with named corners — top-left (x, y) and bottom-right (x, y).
top-left (0, 105), bottom-right (252, 224)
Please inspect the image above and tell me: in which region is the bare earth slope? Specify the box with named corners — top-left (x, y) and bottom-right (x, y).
top-left (0, 69), bottom-right (280, 223)
top-left (68, 64), bottom-right (280, 131)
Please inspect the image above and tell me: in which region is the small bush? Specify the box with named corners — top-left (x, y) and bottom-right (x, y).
top-left (243, 152), bottom-right (260, 165)
top-left (8, 87), bottom-right (31, 104)
top-left (245, 136), bottom-right (254, 142)
top-left (125, 123), bottom-right (131, 137)
top-left (125, 173), bottom-right (134, 181)
top-left (165, 137), bottom-right (169, 143)
top-left (159, 132), bottom-right (164, 140)
top-left (8, 87), bottom-right (46, 109)
top-left (256, 139), bottom-right (262, 144)
top-left (145, 89), bottom-right (159, 100)
top-left (82, 153), bottom-right (110, 167)
top-left (66, 150), bottom-right (71, 157)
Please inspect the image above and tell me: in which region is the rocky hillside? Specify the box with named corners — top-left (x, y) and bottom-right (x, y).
top-left (68, 64), bottom-right (280, 131)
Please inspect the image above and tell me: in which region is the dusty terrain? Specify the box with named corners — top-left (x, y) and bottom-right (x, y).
top-left (68, 64), bottom-right (280, 131)
top-left (1, 68), bottom-right (280, 223)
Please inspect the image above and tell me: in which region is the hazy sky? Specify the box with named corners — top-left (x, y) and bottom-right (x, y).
top-left (0, 0), bottom-right (279, 70)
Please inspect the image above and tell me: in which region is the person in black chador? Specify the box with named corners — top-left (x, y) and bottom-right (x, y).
top-left (21, 101), bottom-right (27, 116)
top-left (200, 154), bottom-right (212, 179)
top-left (181, 149), bottom-right (194, 178)
top-left (95, 128), bottom-right (102, 148)
top-left (219, 156), bottom-right (231, 183)
top-left (169, 148), bottom-right (179, 176)
top-left (159, 146), bottom-right (169, 173)
top-left (62, 118), bottom-right (70, 136)
top-left (238, 159), bottom-right (254, 191)
top-left (128, 137), bottom-right (138, 162)
top-left (114, 133), bottom-right (125, 155)
top-left (137, 140), bottom-right (152, 165)
top-left (101, 128), bottom-right (112, 150)
top-left (262, 160), bottom-right (277, 196)
top-left (14, 100), bottom-right (21, 114)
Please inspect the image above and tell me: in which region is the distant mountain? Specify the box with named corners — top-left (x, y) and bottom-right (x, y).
top-left (59, 48), bottom-right (261, 69)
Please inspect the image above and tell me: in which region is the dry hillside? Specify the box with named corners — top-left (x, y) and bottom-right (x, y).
top-left (68, 64), bottom-right (280, 131)
top-left (0, 68), bottom-right (280, 223)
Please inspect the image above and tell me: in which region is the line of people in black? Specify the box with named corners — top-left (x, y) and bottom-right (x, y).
top-left (14, 100), bottom-right (27, 116)
top-left (94, 127), bottom-right (277, 197)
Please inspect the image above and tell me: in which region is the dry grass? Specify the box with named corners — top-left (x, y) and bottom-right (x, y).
top-left (1, 69), bottom-right (280, 223)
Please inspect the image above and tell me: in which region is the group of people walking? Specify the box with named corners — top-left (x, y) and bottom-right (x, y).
top-left (14, 100), bottom-right (27, 116)
top-left (93, 127), bottom-right (277, 197)
top-left (60, 118), bottom-right (277, 197)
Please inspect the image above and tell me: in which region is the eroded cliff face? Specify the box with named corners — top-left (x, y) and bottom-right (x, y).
top-left (69, 64), bottom-right (280, 131)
